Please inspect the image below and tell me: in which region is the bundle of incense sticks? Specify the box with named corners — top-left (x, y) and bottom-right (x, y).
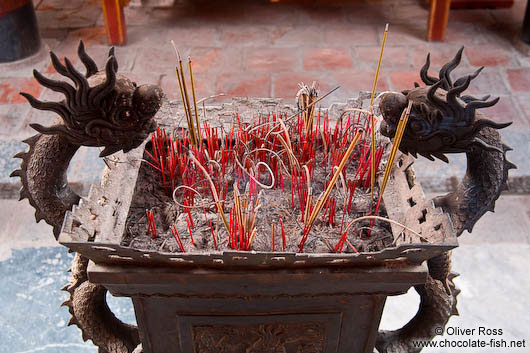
top-left (296, 81), bottom-right (318, 135)
top-left (142, 78), bottom-right (397, 253)
top-left (229, 186), bottom-right (260, 251)
top-left (171, 40), bottom-right (201, 147)
top-left (374, 99), bottom-right (413, 217)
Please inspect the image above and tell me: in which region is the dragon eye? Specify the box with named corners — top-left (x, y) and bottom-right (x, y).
top-left (410, 120), bottom-right (422, 131)
top-left (119, 110), bottom-right (134, 121)
top-left (379, 92), bottom-right (407, 125)
top-left (134, 84), bottom-right (163, 117)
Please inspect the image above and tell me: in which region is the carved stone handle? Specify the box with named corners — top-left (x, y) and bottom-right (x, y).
top-left (63, 254), bottom-right (141, 353)
top-left (376, 47), bottom-right (515, 352)
top-left (11, 132), bottom-right (80, 237)
top-left (376, 255), bottom-right (459, 353)
top-left (11, 41), bottom-right (161, 353)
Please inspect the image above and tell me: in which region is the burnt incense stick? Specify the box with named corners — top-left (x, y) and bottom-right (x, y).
top-left (296, 82), bottom-right (317, 134)
top-left (285, 86), bottom-right (340, 123)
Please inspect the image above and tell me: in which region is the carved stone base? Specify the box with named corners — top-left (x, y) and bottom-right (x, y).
top-left (88, 261), bottom-right (426, 353)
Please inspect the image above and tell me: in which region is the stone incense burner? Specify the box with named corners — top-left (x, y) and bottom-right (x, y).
top-left (12, 42), bottom-right (514, 353)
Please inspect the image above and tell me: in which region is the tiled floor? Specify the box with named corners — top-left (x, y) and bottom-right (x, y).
top-left (2, 0), bottom-right (530, 139)
top-left (2, 0), bottom-right (529, 185)
top-left (1, 0), bottom-right (529, 352)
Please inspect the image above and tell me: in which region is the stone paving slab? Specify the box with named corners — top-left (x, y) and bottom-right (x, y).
top-left (0, 195), bottom-right (528, 352)
top-left (1, 140), bottom-right (106, 198)
top-left (0, 247), bottom-right (134, 353)
top-left (0, 141), bottom-right (27, 184)
top-left (381, 243), bottom-right (530, 352)
top-left (456, 195), bottom-right (530, 244)
top-left (0, 198), bottom-right (134, 353)
top-left (0, 200), bottom-right (57, 262)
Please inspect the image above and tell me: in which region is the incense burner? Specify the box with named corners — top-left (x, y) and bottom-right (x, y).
top-left (12, 43), bottom-right (513, 353)
top-left (60, 97), bottom-right (458, 353)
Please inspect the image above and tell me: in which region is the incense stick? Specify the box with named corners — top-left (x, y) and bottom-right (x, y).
top-left (303, 130), bottom-right (363, 236)
top-left (370, 24), bottom-right (389, 106)
top-left (179, 58), bottom-right (196, 146)
top-left (171, 43), bottom-right (192, 137)
top-left (174, 66), bottom-right (193, 140)
top-left (189, 152), bottom-right (230, 233)
top-left (369, 23), bottom-right (389, 207)
top-left (171, 40), bottom-right (201, 147)
top-left (188, 56), bottom-right (201, 142)
top-left (379, 100), bottom-right (413, 199)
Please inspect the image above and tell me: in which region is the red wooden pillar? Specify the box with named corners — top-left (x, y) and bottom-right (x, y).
top-left (102, 0), bottom-right (128, 45)
top-left (427, 0), bottom-right (451, 41)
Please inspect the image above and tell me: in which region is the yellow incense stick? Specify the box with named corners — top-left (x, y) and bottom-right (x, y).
top-left (370, 110), bottom-right (376, 201)
top-left (247, 229), bottom-right (258, 248)
top-left (306, 130), bottom-right (363, 230)
top-left (175, 66), bottom-right (193, 139)
top-left (369, 23), bottom-right (389, 203)
top-left (379, 100), bottom-right (413, 196)
top-left (171, 41), bottom-right (196, 146)
top-left (370, 24), bottom-right (389, 106)
top-left (188, 57), bottom-right (201, 143)
top-left (302, 164), bottom-right (313, 225)
top-left (179, 58), bottom-right (197, 147)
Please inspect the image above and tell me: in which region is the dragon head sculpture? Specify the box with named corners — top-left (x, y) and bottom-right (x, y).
top-left (376, 47), bottom-right (517, 353)
top-left (379, 47), bottom-right (511, 162)
top-left (21, 41), bottom-right (162, 157)
top-left (12, 42), bottom-right (164, 352)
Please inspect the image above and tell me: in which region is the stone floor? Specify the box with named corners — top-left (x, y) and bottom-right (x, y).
top-left (1, 196), bottom-right (529, 352)
top-left (1, 0), bottom-right (529, 352)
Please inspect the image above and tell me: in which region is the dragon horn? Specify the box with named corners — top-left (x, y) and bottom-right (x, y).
top-left (420, 53), bottom-right (439, 85)
top-left (438, 46), bottom-right (464, 89)
top-left (77, 41), bottom-right (98, 78)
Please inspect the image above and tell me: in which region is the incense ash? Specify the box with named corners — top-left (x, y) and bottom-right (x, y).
top-left (122, 29), bottom-right (406, 254)
top-left (122, 99), bottom-right (396, 254)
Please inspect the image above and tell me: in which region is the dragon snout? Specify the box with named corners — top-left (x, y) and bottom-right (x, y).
top-left (134, 84), bottom-right (163, 117)
top-left (379, 92), bottom-right (407, 137)
top-left (380, 120), bottom-right (394, 138)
